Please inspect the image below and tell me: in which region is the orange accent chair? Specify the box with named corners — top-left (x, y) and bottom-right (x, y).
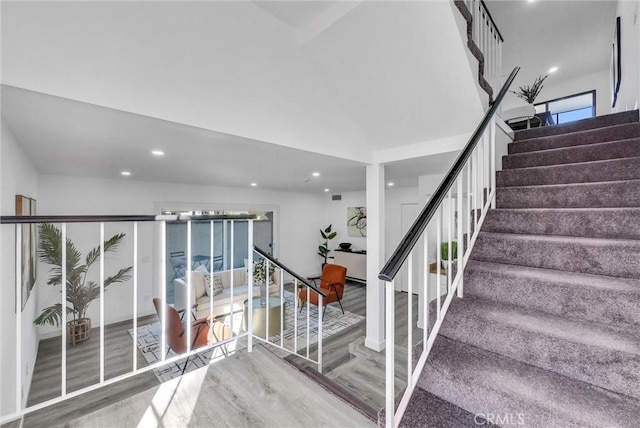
top-left (299, 264), bottom-right (347, 317)
top-left (153, 298), bottom-right (231, 374)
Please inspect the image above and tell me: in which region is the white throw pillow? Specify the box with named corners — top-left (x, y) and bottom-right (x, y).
top-left (186, 271), bottom-right (206, 298)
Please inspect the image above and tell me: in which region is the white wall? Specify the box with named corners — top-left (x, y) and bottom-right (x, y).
top-left (613, 0), bottom-right (640, 112)
top-left (36, 175), bottom-right (326, 337)
top-left (0, 121), bottom-right (40, 417)
top-left (502, 69), bottom-right (611, 117)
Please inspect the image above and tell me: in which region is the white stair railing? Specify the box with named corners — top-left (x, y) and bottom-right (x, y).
top-left (0, 215), bottom-right (324, 424)
top-left (379, 67), bottom-right (520, 428)
top-left (252, 246), bottom-right (325, 372)
top-left (461, 0), bottom-right (504, 96)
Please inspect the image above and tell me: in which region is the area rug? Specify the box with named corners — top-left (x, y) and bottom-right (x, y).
top-left (129, 290), bottom-right (364, 382)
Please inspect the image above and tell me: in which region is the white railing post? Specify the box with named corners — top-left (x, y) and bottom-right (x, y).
top-left (248, 220), bottom-right (252, 352)
top-left (99, 222), bottom-right (105, 383)
top-left (423, 231), bottom-right (429, 345)
top-left (132, 222), bottom-right (138, 372)
top-left (317, 293), bottom-right (323, 373)
top-left (385, 279), bottom-right (395, 428)
top-left (186, 220), bottom-right (192, 352)
top-left (490, 117), bottom-right (497, 209)
top-left (61, 223), bottom-right (67, 397)
top-left (15, 224), bottom-right (23, 413)
top-left (407, 253), bottom-right (413, 386)
top-left (160, 221), bottom-right (167, 361)
top-left (293, 278), bottom-right (298, 354)
top-left (229, 221), bottom-right (235, 337)
top-left (457, 178), bottom-right (464, 298)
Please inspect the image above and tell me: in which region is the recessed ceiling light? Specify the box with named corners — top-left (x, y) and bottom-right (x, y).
top-left (548, 66), bottom-right (558, 73)
top-left (251, 182), bottom-right (257, 187)
top-left (312, 172), bottom-right (320, 177)
top-left (324, 188), bottom-right (330, 192)
top-left (121, 171), bottom-right (131, 176)
top-left (527, 0), bottom-right (536, 3)
top-left (388, 182), bottom-right (395, 187)
top-left (151, 150), bottom-right (165, 156)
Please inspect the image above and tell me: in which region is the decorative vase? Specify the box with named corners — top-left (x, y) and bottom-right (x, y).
top-left (441, 259), bottom-right (457, 270)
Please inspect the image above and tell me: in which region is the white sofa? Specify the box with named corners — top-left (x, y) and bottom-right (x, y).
top-left (173, 267), bottom-right (281, 319)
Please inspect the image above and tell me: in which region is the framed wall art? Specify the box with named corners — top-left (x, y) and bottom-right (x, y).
top-left (16, 194), bottom-right (37, 310)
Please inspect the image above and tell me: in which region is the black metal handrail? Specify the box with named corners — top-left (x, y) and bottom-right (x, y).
top-left (0, 214), bottom-right (256, 224)
top-left (378, 66), bottom-right (520, 282)
top-left (480, 0), bottom-right (504, 43)
top-left (254, 245), bottom-right (327, 297)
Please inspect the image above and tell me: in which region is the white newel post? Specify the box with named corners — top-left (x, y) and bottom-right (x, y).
top-left (365, 163), bottom-right (385, 351)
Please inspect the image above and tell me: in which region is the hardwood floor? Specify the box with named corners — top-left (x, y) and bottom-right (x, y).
top-left (16, 281), bottom-right (421, 427)
top-left (23, 315), bottom-right (159, 426)
top-left (286, 281), bottom-right (422, 416)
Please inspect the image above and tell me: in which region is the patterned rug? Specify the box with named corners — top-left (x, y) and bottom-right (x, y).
top-left (129, 290), bottom-right (364, 382)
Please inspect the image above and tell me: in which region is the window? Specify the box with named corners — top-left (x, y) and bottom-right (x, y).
top-left (535, 90), bottom-right (596, 125)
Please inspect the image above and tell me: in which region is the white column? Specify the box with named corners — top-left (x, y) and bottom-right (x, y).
top-left (365, 163), bottom-right (385, 351)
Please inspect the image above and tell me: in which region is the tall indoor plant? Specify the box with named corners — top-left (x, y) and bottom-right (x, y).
top-left (35, 223), bottom-right (133, 345)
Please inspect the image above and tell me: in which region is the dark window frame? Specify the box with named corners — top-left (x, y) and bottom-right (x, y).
top-left (535, 90), bottom-right (597, 125)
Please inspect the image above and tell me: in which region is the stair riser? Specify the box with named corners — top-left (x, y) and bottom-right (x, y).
top-left (464, 266), bottom-right (640, 327)
top-left (496, 181), bottom-right (640, 209)
top-left (438, 303), bottom-right (640, 399)
top-left (503, 138), bottom-right (640, 169)
top-left (418, 337), bottom-right (640, 428)
top-left (471, 233), bottom-right (640, 278)
top-left (497, 157), bottom-right (640, 187)
top-left (481, 209), bottom-right (640, 239)
top-left (509, 123), bottom-right (640, 154)
top-left (514, 110), bottom-right (639, 141)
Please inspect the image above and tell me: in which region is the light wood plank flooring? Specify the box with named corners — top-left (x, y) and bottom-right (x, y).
top-left (15, 281), bottom-right (421, 427)
top-left (52, 345), bottom-right (373, 428)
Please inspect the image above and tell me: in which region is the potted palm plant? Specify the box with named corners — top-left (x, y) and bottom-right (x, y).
top-left (35, 223), bottom-right (133, 345)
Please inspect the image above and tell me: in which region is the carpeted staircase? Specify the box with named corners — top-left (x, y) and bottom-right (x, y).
top-left (401, 110), bottom-right (640, 427)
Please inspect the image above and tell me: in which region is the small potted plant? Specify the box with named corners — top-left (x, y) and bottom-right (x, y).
top-left (440, 242), bottom-right (458, 270)
top-left (511, 75), bottom-right (548, 104)
top-left (317, 224), bottom-right (337, 267)
top-left (253, 258), bottom-right (275, 306)
top-left (35, 223), bottom-right (133, 345)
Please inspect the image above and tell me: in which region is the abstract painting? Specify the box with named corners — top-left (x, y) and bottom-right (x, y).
top-left (347, 207), bottom-right (367, 237)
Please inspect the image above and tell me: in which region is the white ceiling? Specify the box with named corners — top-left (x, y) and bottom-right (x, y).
top-left (2, 85), bottom-right (460, 193)
top-left (1, 85), bottom-right (367, 193)
top-left (252, 1), bottom-right (341, 29)
top-left (486, 0), bottom-right (617, 89)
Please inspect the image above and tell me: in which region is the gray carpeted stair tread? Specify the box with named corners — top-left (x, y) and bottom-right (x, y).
top-left (481, 207), bottom-right (640, 239)
top-left (471, 231), bottom-right (640, 278)
top-left (397, 387), bottom-right (490, 428)
top-left (509, 122), bottom-right (640, 154)
top-left (438, 296), bottom-right (640, 399)
top-left (497, 156), bottom-right (640, 187)
top-left (513, 110), bottom-right (639, 141)
top-left (496, 179), bottom-right (640, 209)
top-left (418, 336), bottom-right (640, 428)
top-left (464, 259), bottom-right (640, 328)
top-left (503, 137), bottom-right (640, 169)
